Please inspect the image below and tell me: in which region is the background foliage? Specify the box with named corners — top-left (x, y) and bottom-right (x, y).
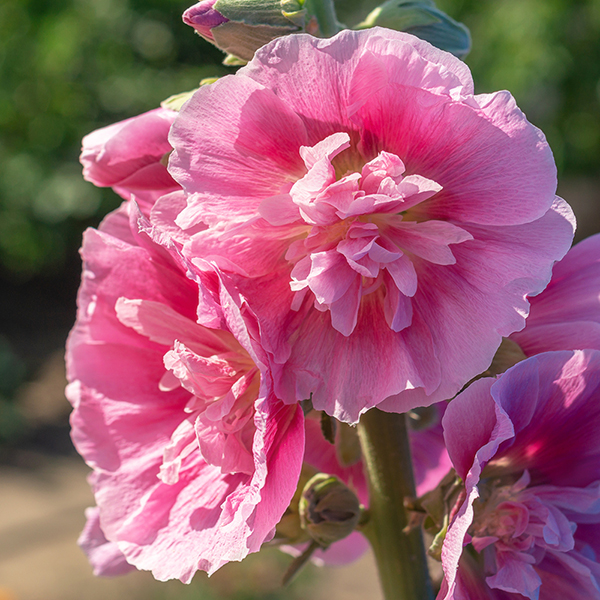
top-left (0, 0), bottom-right (226, 278)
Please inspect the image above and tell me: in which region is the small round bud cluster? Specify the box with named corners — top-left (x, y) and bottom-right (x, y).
top-left (299, 473), bottom-right (362, 547)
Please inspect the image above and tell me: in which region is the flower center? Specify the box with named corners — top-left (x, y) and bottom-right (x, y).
top-left (259, 132), bottom-right (472, 336)
top-left (468, 470), bottom-right (600, 599)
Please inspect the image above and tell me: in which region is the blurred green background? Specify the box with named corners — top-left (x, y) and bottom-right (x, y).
top-left (0, 1), bottom-right (598, 596)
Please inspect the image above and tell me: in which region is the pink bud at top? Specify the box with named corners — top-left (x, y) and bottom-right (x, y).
top-left (80, 107), bottom-right (179, 207)
top-left (183, 1), bottom-right (228, 41)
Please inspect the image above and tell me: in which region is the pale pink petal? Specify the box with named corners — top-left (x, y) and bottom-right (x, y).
top-left (81, 107), bottom-right (178, 203)
top-left (169, 76), bottom-right (308, 227)
top-left (352, 83), bottom-right (556, 227)
top-left (305, 251), bottom-right (358, 305)
top-left (486, 554), bottom-right (542, 599)
top-left (387, 220), bottom-right (473, 265)
top-left (440, 379), bottom-right (515, 599)
top-left (78, 507), bottom-right (135, 577)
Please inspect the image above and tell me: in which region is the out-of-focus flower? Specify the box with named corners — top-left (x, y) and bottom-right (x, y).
top-left (80, 107), bottom-right (179, 207)
top-left (167, 27), bottom-right (574, 423)
top-left (510, 232), bottom-right (600, 356)
top-left (66, 200), bottom-right (305, 582)
top-left (183, 0), bottom-right (306, 62)
top-left (439, 350), bottom-right (600, 599)
top-left (356, 0), bottom-right (471, 58)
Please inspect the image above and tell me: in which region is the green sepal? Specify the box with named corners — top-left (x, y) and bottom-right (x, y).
top-left (212, 20), bottom-right (299, 61)
top-left (160, 88), bottom-right (199, 112)
top-left (214, 0), bottom-right (305, 28)
top-left (222, 53), bottom-right (248, 66)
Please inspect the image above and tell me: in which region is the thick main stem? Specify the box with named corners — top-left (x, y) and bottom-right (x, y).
top-left (304, 0), bottom-right (341, 37)
top-left (358, 409), bottom-right (434, 600)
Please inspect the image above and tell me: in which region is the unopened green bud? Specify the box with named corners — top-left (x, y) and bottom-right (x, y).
top-left (299, 473), bottom-right (362, 547)
top-left (356, 0), bottom-right (471, 58)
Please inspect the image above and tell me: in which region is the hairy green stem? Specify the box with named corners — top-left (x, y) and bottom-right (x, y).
top-left (357, 409), bottom-right (434, 600)
top-left (304, 0), bottom-right (341, 37)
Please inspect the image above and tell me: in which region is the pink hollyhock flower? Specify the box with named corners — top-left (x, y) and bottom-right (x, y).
top-left (511, 233), bottom-right (600, 356)
top-left (439, 350), bottom-right (600, 599)
top-left (81, 107), bottom-right (179, 207)
top-left (167, 27), bottom-right (575, 423)
top-left (66, 200), bottom-right (304, 582)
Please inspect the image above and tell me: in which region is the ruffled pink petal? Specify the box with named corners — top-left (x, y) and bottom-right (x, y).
top-left (78, 507), bottom-right (136, 577)
top-left (440, 379), bottom-right (515, 599)
top-left (67, 201), bottom-right (306, 582)
top-left (512, 232), bottom-right (600, 355)
top-left (273, 290), bottom-right (440, 422)
top-left (169, 76), bottom-right (308, 227)
top-left (352, 81), bottom-right (555, 227)
top-left (81, 107), bottom-right (178, 202)
top-left (304, 250), bottom-right (358, 305)
top-left (485, 553), bottom-right (542, 599)
top-left (379, 198), bottom-right (575, 412)
top-left (243, 29), bottom-right (473, 145)
top-left (386, 220), bottom-right (473, 265)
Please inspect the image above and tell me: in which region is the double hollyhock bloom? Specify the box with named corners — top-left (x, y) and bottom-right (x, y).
top-left (168, 27), bottom-right (574, 423)
top-left (66, 201), bottom-right (305, 581)
top-left (439, 350), bottom-right (600, 599)
top-left (80, 107), bottom-right (180, 207)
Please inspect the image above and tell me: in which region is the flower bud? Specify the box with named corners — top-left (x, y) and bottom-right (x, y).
top-left (356, 0), bottom-right (471, 58)
top-left (80, 107), bottom-right (179, 206)
top-left (299, 473), bottom-right (362, 547)
top-left (182, 0), bottom-right (228, 41)
top-left (183, 0), bottom-right (305, 61)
